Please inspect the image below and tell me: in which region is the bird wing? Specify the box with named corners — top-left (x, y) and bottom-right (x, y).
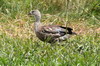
top-left (40, 25), bottom-right (68, 37)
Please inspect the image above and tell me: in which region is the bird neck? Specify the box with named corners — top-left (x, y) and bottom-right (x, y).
top-left (34, 22), bottom-right (42, 32)
top-left (34, 16), bottom-right (42, 32)
top-left (34, 15), bottom-right (41, 22)
top-left (33, 15), bottom-right (42, 32)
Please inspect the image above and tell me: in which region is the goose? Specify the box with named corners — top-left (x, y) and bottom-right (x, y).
top-left (28, 10), bottom-right (76, 43)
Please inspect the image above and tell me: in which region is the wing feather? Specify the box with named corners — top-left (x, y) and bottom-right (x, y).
top-left (40, 25), bottom-right (67, 37)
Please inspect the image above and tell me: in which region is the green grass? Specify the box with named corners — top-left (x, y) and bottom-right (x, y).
top-left (0, 34), bottom-right (100, 66)
top-left (0, 0), bottom-right (100, 66)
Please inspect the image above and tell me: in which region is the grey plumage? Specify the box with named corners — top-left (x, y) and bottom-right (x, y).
top-left (28, 10), bottom-right (76, 43)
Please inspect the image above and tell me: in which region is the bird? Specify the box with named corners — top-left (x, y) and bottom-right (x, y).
top-left (28, 10), bottom-right (76, 43)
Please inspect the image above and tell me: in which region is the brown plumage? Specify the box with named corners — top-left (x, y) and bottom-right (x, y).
top-left (28, 10), bottom-right (76, 43)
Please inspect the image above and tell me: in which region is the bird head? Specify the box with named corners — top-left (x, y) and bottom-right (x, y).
top-left (28, 10), bottom-right (41, 18)
top-left (28, 10), bottom-right (41, 22)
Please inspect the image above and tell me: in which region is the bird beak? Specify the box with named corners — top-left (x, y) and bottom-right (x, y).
top-left (28, 13), bottom-right (33, 17)
top-left (28, 13), bottom-right (31, 15)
